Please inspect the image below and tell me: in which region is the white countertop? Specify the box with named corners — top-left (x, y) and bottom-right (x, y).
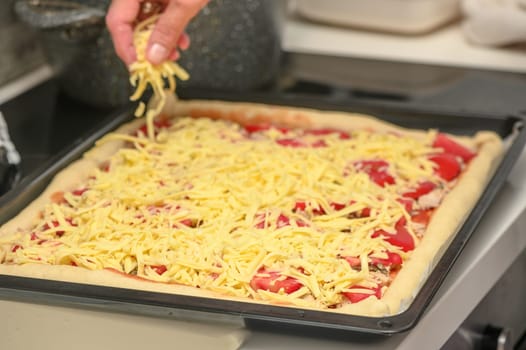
top-left (283, 15), bottom-right (526, 73)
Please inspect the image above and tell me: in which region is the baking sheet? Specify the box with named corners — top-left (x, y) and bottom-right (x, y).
top-left (0, 95), bottom-right (524, 335)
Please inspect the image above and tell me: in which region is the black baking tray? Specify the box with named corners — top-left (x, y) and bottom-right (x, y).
top-left (0, 92), bottom-right (525, 335)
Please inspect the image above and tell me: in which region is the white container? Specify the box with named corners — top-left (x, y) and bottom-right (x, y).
top-left (293, 0), bottom-right (461, 34)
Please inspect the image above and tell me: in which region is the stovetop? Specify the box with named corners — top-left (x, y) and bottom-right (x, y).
top-left (0, 79), bottom-right (116, 179)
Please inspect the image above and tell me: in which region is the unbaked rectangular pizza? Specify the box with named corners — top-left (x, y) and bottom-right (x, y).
top-left (0, 100), bottom-right (503, 317)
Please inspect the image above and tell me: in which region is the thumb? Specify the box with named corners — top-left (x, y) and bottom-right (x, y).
top-left (147, 2), bottom-right (198, 64)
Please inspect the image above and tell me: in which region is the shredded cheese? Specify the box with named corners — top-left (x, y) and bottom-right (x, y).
top-left (129, 15), bottom-right (189, 139)
top-left (0, 118), bottom-right (448, 309)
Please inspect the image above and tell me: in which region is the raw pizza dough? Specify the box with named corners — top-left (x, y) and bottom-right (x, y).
top-left (0, 100), bottom-right (503, 317)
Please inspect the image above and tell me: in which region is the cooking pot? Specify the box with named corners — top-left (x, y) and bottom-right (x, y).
top-left (14, 0), bottom-right (281, 108)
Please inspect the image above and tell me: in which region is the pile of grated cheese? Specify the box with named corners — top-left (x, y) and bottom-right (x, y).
top-left (0, 117), bottom-right (441, 308)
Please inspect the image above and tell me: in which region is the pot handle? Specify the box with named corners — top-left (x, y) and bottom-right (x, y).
top-left (14, 0), bottom-right (106, 29)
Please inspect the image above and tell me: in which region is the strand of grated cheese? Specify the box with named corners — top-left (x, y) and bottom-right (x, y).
top-left (1, 117), bottom-right (444, 308)
top-left (129, 15), bottom-right (189, 139)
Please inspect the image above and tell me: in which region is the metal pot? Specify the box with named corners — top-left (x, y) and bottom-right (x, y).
top-left (14, 0), bottom-right (131, 108)
top-left (14, 0), bottom-right (282, 108)
top-left (179, 0), bottom-right (282, 91)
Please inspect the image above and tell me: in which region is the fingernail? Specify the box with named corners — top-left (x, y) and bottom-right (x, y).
top-left (147, 43), bottom-right (168, 64)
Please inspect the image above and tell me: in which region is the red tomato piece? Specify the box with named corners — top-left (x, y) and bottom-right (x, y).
top-left (304, 128), bottom-right (351, 140)
top-left (276, 138), bottom-right (305, 147)
top-left (403, 181), bottom-right (436, 200)
top-left (136, 118), bottom-right (172, 136)
top-left (179, 219), bottom-right (195, 227)
top-left (42, 220), bottom-right (59, 231)
top-left (255, 213), bottom-right (293, 229)
top-left (312, 206), bottom-right (326, 216)
top-left (397, 198), bottom-right (413, 213)
top-left (411, 209), bottom-right (434, 226)
top-left (72, 188), bottom-right (88, 196)
top-left (293, 201), bottom-right (306, 212)
top-left (345, 251), bottom-right (402, 270)
top-left (244, 124), bottom-right (271, 133)
top-left (343, 284), bottom-right (382, 303)
top-left (361, 208), bottom-right (371, 217)
top-left (296, 219), bottom-right (309, 227)
top-left (245, 124), bottom-right (289, 134)
top-left (369, 171), bottom-right (395, 187)
top-left (293, 201), bottom-right (326, 215)
top-left (65, 218), bottom-right (77, 227)
top-left (372, 217), bottom-right (415, 252)
top-left (311, 139), bottom-right (328, 148)
top-left (355, 160), bottom-right (395, 187)
top-left (344, 256), bottom-right (362, 268)
top-left (151, 265), bottom-right (167, 275)
top-left (433, 133), bottom-right (476, 163)
top-left (42, 219), bottom-right (75, 238)
top-left (276, 214), bottom-right (291, 228)
top-left (250, 268), bottom-right (303, 294)
top-left (99, 161), bottom-right (110, 172)
top-left (355, 160), bottom-right (389, 172)
top-left (330, 202), bottom-right (346, 211)
top-left (369, 252), bottom-right (403, 268)
top-left (429, 153), bottom-right (461, 181)
top-left (11, 245), bottom-right (22, 253)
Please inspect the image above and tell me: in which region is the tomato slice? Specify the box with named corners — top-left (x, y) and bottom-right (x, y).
top-left (179, 218), bottom-right (197, 228)
top-left (255, 213), bottom-right (306, 228)
top-left (244, 124), bottom-right (271, 133)
top-left (72, 188), bottom-right (88, 196)
top-left (293, 201), bottom-right (326, 215)
top-left (245, 124), bottom-right (289, 134)
top-left (411, 209), bottom-right (434, 226)
top-left (344, 256), bottom-right (362, 269)
top-left (276, 138), bottom-right (305, 148)
top-left (345, 251), bottom-right (403, 270)
top-left (276, 214), bottom-right (291, 228)
top-left (361, 208), bottom-right (371, 217)
top-left (429, 153), bottom-right (461, 181)
top-left (136, 118), bottom-right (172, 136)
top-left (293, 201), bottom-right (306, 212)
top-left (343, 284), bottom-right (382, 303)
top-left (311, 139), bottom-right (328, 148)
top-left (355, 160), bottom-right (396, 187)
top-left (369, 252), bottom-right (403, 268)
top-left (151, 265), bottom-right (167, 275)
top-left (403, 181), bottom-right (436, 200)
top-left (369, 171), bottom-right (395, 187)
top-left (433, 133), bottom-right (476, 163)
top-left (397, 198), bottom-right (413, 213)
top-left (329, 202), bottom-right (345, 211)
top-left (304, 128), bottom-right (350, 140)
top-left (372, 217), bottom-right (415, 252)
top-left (250, 268), bottom-right (303, 294)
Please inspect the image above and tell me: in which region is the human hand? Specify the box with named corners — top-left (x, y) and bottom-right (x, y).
top-left (106, 0), bottom-right (209, 66)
